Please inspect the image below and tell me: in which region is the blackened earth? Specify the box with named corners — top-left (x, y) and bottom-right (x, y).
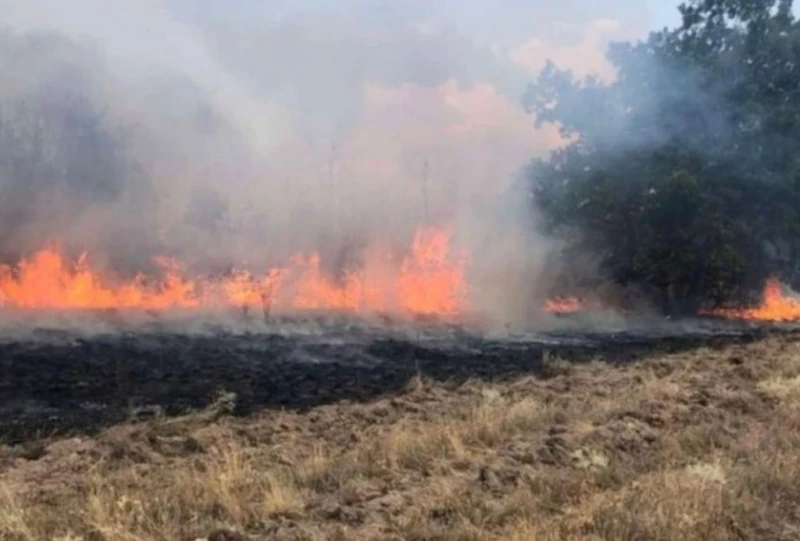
top-left (0, 313), bottom-right (788, 444)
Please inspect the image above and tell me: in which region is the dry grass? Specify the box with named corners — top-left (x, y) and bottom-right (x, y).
top-left (3, 334), bottom-right (800, 540)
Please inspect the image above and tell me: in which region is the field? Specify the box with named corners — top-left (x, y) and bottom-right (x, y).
top-left (1, 319), bottom-right (800, 540)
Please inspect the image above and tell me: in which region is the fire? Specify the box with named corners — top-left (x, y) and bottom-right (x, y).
top-left (544, 295), bottom-right (600, 315)
top-left (705, 277), bottom-right (800, 322)
top-left (278, 228), bottom-right (467, 315)
top-left (398, 229), bottom-right (467, 315)
top-left (0, 248), bottom-right (201, 311)
top-left (545, 296), bottom-right (584, 314)
top-left (0, 227), bottom-right (469, 318)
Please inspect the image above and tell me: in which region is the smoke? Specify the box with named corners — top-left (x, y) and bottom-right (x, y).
top-left (0, 0), bottom-right (654, 327)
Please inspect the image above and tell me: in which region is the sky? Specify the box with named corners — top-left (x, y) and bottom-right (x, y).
top-left (170, 0), bottom-right (682, 33)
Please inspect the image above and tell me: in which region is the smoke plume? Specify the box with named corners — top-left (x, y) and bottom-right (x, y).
top-left (0, 0), bottom-right (655, 327)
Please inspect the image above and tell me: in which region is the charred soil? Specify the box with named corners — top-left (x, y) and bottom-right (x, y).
top-left (0, 316), bottom-right (773, 443)
top-left (1, 320), bottom-right (800, 540)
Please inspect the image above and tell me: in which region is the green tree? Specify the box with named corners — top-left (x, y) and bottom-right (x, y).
top-left (524, 0), bottom-right (800, 313)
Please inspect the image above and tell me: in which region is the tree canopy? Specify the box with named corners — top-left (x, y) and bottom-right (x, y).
top-left (524, 0), bottom-right (800, 313)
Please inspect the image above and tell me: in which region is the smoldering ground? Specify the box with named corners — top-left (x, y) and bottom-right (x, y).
top-left (0, 0), bottom-right (668, 328)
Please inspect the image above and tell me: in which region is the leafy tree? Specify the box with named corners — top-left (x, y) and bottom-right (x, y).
top-left (524, 0), bottom-right (800, 313)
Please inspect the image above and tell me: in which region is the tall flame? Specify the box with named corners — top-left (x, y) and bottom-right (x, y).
top-left (0, 227), bottom-right (468, 318)
top-left (705, 277), bottom-right (800, 322)
top-left (0, 248), bottom-right (200, 311)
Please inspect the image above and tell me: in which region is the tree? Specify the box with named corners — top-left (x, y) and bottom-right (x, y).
top-left (523, 0), bottom-right (800, 313)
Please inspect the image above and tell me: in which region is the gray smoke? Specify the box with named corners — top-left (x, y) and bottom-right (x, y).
top-left (0, 0), bottom-right (654, 327)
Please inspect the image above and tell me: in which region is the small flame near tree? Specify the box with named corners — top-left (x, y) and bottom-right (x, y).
top-left (544, 294), bottom-right (602, 315)
top-left (544, 296), bottom-right (585, 314)
top-left (702, 277), bottom-right (800, 322)
top-left (543, 277), bottom-right (800, 322)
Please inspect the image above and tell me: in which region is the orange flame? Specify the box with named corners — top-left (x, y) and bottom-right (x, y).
top-left (0, 227), bottom-right (469, 319)
top-left (704, 277), bottom-right (800, 322)
top-left (398, 228), bottom-right (467, 315)
top-left (0, 248), bottom-right (200, 310)
top-left (545, 297), bottom-right (582, 314)
top-left (544, 295), bottom-right (597, 314)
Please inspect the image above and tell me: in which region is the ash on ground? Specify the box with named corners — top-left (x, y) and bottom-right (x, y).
top-left (0, 308), bottom-right (790, 444)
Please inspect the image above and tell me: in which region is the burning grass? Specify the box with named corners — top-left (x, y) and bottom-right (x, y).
top-left (4, 224), bottom-right (800, 327)
top-left (704, 277), bottom-right (800, 322)
top-left (0, 227), bottom-right (468, 318)
top-left (2, 333), bottom-right (800, 540)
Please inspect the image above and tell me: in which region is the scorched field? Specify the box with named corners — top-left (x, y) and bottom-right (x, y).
top-left (2, 313), bottom-right (800, 541)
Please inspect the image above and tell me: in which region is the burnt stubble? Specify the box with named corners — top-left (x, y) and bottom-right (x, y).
top-left (0, 313), bottom-right (780, 444)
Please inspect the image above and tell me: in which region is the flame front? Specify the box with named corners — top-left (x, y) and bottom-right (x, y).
top-left (0, 227), bottom-right (468, 318)
top-left (0, 248), bottom-right (201, 310)
top-left (704, 277), bottom-right (800, 322)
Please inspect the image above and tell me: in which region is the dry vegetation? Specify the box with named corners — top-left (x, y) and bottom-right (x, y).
top-left (3, 334), bottom-right (800, 540)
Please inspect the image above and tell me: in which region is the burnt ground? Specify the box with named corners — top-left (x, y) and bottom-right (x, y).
top-left (0, 313), bottom-right (780, 443)
top-left (3, 316), bottom-right (800, 540)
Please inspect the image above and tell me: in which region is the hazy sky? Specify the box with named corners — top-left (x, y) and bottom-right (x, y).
top-left (0, 0), bottom-right (690, 194)
top-left (170, 0), bottom-right (683, 33)
top-left (0, 0), bottom-right (691, 231)
top-left (0, 0), bottom-right (686, 100)
top-left (0, 1), bottom-right (688, 254)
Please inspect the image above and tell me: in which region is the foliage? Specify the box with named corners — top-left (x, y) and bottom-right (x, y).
top-left (524, 0), bottom-right (800, 312)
